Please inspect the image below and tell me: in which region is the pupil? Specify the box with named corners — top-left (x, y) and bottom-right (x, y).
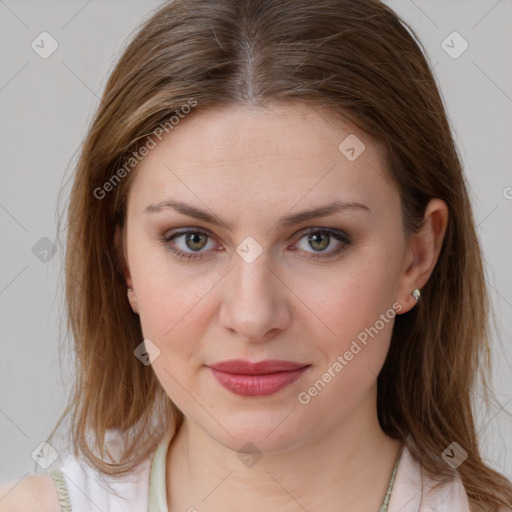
top-left (310, 233), bottom-right (329, 251)
top-left (187, 233), bottom-right (205, 250)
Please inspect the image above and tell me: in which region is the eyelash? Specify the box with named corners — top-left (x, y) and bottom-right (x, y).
top-left (160, 227), bottom-right (351, 261)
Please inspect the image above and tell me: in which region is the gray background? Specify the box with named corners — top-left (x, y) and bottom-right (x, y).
top-left (1, 0), bottom-right (511, 485)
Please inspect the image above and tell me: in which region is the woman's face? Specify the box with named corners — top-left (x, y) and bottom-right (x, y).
top-left (120, 102), bottom-right (416, 453)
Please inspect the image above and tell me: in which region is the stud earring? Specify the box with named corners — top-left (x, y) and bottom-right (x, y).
top-left (412, 289), bottom-right (421, 303)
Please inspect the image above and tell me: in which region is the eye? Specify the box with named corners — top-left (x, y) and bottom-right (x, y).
top-left (162, 229), bottom-right (218, 261)
top-left (160, 227), bottom-right (351, 261)
top-left (292, 228), bottom-right (350, 260)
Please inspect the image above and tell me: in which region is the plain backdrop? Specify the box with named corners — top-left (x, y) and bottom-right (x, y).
top-left (1, 0), bottom-right (511, 485)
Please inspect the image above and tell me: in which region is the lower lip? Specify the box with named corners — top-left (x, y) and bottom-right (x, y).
top-left (208, 366), bottom-right (309, 396)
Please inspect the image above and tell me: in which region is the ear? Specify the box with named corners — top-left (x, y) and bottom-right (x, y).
top-left (114, 224), bottom-right (139, 314)
top-left (396, 198), bottom-right (449, 313)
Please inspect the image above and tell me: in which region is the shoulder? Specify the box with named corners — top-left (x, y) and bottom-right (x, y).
top-left (56, 449), bottom-right (152, 509)
top-left (388, 445), bottom-right (471, 512)
top-left (0, 474), bottom-right (60, 512)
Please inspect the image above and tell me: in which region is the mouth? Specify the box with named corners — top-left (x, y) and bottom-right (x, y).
top-left (207, 359), bottom-right (311, 397)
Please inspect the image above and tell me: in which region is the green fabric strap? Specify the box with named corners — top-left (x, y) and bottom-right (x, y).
top-left (49, 469), bottom-right (73, 512)
top-left (378, 443), bottom-right (403, 512)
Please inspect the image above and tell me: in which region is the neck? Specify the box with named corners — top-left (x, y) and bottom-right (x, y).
top-left (166, 384), bottom-right (401, 512)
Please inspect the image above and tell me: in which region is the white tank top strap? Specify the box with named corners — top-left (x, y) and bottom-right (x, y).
top-left (47, 447), bottom-right (153, 512)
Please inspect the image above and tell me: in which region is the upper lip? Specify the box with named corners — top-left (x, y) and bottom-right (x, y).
top-left (208, 359), bottom-right (309, 375)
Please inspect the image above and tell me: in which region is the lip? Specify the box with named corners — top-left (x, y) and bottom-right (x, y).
top-left (207, 359), bottom-right (310, 397)
top-left (209, 359), bottom-right (308, 374)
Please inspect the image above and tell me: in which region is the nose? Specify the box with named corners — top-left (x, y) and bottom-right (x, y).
top-left (218, 250), bottom-right (292, 343)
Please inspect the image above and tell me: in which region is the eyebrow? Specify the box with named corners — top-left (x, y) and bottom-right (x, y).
top-left (143, 199), bottom-right (370, 231)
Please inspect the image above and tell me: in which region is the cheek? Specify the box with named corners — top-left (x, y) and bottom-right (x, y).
top-left (128, 241), bottom-right (218, 360)
top-left (295, 275), bottom-right (397, 422)
top-left (292, 250), bottom-right (399, 340)
top-left (136, 273), bottom-right (211, 344)
top-left (133, 265), bottom-right (211, 402)
top-left (290, 243), bottom-right (402, 390)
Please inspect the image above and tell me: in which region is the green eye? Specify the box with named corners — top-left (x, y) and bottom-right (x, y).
top-left (161, 228), bottom-right (351, 261)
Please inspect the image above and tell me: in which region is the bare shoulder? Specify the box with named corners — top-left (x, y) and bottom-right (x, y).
top-left (0, 473), bottom-right (61, 512)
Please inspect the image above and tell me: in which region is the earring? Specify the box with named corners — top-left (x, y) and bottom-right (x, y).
top-left (412, 289), bottom-right (421, 303)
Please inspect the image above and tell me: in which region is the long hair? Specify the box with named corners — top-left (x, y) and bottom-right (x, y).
top-left (49, 0), bottom-right (512, 510)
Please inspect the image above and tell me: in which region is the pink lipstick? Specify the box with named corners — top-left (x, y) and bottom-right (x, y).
top-left (207, 359), bottom-right (310, 397)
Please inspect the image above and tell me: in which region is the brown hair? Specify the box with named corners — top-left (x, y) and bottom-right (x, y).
top-left (49, 0), bottom-right (512, 510)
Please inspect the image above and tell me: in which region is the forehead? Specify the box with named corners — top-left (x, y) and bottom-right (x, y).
top-left (127, 102), bottom-right (397, 221)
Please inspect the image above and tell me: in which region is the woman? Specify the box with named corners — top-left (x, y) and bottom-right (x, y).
top-left (2, 0), bottom-right (511, 510)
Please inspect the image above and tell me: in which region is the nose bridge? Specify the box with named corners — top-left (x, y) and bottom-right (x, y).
top-left (234, 246), bottom-right (274, 298)
top-left (219, 241), bottom-right (290, 340)
top-left (232, 233), bottom-right (274, 290)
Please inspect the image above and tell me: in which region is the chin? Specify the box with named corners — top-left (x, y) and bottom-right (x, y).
top-left (202, 410), bottom-right (313, 455)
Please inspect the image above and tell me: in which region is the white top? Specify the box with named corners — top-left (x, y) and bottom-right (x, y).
top-left (49, 443), bottom-right (153, 512)
top-left (47, 428), bottom-right (473, 512)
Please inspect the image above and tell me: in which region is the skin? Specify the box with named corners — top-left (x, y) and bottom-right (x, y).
top-left (116, 102), bottom-right (448, 512)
